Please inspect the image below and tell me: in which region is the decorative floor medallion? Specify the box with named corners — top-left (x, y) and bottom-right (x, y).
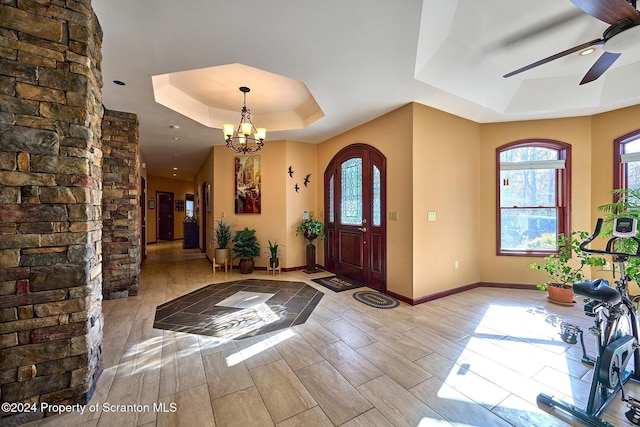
top-left (154, 279), bottom-right (323, 340)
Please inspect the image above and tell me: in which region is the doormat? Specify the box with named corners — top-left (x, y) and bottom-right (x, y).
top-left (312, 275), bottom-right (365, 293)
top-left (352, 291), bottom-right (399, 309)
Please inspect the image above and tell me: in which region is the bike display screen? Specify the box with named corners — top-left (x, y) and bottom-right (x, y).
top-left (613, 217), bottom-right (637, 238)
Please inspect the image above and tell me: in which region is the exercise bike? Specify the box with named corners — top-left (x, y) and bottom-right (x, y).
top-left (538, 217), bottom-right (640, 427)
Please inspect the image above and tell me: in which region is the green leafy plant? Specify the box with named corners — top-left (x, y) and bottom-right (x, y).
top-left (296, 218), bottom-right (325, 240)
top-left (599, 188), bottom-right (640, 280)
top-left (231, 227), bottom-right (260, 259)
top-left (265, 240), bottom-right (282, 259)
top-left (529, 231), bottom-right (606, 291)
top-left (214, 217), bottom-right (232, 249)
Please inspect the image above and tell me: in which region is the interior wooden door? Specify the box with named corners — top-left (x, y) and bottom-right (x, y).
top-left (140, 177), bottom-right (146, 263)
top-left (157, 191), bottom-right (174, 241)
top-left (324, 144), bottom-right (386, 291)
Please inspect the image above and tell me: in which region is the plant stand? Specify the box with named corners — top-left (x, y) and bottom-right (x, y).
top-left (305, 240), bottom-right (319, 273)
top-left (266, 262), bottom-right (281, 276)
top-left (212, 257), bottom-right (229, 275)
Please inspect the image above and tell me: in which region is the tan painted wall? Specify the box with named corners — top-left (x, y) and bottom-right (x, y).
top-left (194, 148), bottom-right (214, 256)
top-left (147, 175), bottom-right (196, 242)
top-left (412, 103), bottom-right (481, 297)
top-left (285, 141), bottom-right (319, 268)
top-left (478, 116), bottom-right (594, 286)
top-left (212, 141), bottom-right (289, 268)
top-left (317, 104), bottom-right (414, 298)
top-left (190, 102), bottom-right (640, 301)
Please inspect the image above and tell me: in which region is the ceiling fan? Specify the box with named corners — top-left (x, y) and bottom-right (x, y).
top-left (504, 0), bottom-right (640, 84)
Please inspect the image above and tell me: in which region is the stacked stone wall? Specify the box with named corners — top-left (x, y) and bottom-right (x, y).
top-left (0, 1), bottom-right (104, 424)
top-left (102, 110), bottom-right (140, 299)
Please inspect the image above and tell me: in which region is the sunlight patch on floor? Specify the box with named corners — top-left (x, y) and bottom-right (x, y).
top-left (226, 329), bottom-right (295, 367)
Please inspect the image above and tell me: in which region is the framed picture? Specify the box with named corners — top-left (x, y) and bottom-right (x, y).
top-left (235, 155), bottom-right (261, 214)
top-left (175, 200), bottom-right (184, 211)
top-left (148, 197), bottom-right (155, 209)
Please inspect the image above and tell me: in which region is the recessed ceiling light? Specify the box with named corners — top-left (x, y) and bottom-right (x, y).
top-left (113, 80), bottom-right (126, 86)
top-left (173, 167), bottom-right (178, 170)
top-left (173, 137), bottom-right (181, 141)
top-left (580, 47), bottom-right (596, 56)
top-left (169, 125), bottom-right (180, 129)
top-left (172, 173), bottom-right (177, 177)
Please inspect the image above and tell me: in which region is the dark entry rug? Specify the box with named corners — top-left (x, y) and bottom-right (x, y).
top-left (353, 291), bottom-right (399, 309)
top-left (153, 279), bottom-right (323, 340)
top-left (312, 275), bottom-right (365, 293)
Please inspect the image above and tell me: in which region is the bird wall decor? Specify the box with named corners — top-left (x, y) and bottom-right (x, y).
top-left (288, 166), bottom-right (294, 178)
top-left (304, 174), bottom-right (311, 187)
top-left (294, 183), bottom-right (300, 192)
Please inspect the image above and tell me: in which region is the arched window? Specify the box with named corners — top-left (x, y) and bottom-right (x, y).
top-left (497, 140), bottom-right (571, 255)
top-left (614, 129), bottom-right (640, 193)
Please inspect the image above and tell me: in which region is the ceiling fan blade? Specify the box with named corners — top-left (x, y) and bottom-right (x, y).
top-left (579, 51), bottom-right (621, 84)
top-left (571, 0), bottom-right (639, 25)
top-left (503, 39), bottom-right (603, 78)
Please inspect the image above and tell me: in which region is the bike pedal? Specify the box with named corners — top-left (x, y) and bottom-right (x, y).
top-left (560, 322), bottom-right (580, 344)
top-left (561, 331), bottom-right (578, 344)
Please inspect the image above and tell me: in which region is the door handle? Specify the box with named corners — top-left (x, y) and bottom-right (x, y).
top-left (358, 227), bottom-right (367, 232)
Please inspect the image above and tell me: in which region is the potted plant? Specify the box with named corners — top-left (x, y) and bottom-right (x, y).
top-left (530, 231), bottom-right (606, 305)
top-left (214, 217), bottom-right (233, 266)
top-left (296, 218), bottom-right (325, 273)
top-left (232, 227), bottom-right (260, 274)
top-left (296, 218), bottom-right (325, 242)
top-left (265, 240), bottom-right (282, 268)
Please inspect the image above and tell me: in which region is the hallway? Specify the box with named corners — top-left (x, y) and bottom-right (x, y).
top-left (23, 241), bottom-right (639, 426)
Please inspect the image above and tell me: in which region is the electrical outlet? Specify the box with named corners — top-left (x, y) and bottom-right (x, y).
top-left (454, 260), bottom-right (459, 270)
top-left (389, 212), bottom-right (398, 221)
top-left (427, 211), bottom-right (436, 221)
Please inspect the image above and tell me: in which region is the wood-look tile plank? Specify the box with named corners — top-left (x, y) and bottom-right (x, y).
top-left (274, 406), bottom-right (334, 427)
top-left (409, 377), bottom-right (513, 426)
top-left (356, 341), bottom-right (431, 389)
top-left (156, 384), bottom-right (215, 427)
top-left (357, 375), bottom-right (452, 426)
top-left (212, 386), bottom-right (274, 427)
top-left (339, 408), bottom-right (395, 427)
top-left (321, 319), bottom-right (376, 349)
top-left (273, 332), bottom-right (324, 371)
top-left (293, 318), bottom-right (340, 349)
top-left (369, 326), bottom-right (433, 361)
top-left (316, 341), bottom-right (383, 387)
top-left (250, 360), bottom-right (317, 423)
top-left (295, 360), bottom-right (372, 425)
top-left (202, 346), bottom-right (254, 399)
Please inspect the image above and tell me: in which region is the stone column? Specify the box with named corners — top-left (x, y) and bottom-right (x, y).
top-left (0, 1), bottom-right (104, 424)
top-left (102, 110), bottom-right (140, 299)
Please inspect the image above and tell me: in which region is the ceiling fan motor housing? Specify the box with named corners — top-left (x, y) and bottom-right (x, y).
top-left (603, 17), bottom-right (640, 52)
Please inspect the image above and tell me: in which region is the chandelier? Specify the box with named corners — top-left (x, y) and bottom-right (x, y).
top-left (222, 86), bottom-right (267, 154)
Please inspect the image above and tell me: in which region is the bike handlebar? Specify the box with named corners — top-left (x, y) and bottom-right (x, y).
top-left (580, 218), bottom-right (640, 258)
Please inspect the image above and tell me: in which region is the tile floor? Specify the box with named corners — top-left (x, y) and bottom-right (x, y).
top-left (22, 241), bottom-right (640, 427)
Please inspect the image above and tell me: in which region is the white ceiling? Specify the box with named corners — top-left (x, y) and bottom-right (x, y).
top-left (92, 0), bottom-right (640, 179)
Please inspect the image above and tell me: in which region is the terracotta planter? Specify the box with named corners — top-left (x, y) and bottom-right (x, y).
top-left (547, 285), bottom-right (576, 306)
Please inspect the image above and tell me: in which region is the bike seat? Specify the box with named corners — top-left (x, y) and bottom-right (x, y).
top-left (573, 278), bottom-right (621, 304)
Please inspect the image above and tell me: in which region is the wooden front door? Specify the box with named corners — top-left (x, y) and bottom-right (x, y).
top-left (324, 144), bottom-right (386, 292)
top-left (157, 191), bottom-right (174, 241)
